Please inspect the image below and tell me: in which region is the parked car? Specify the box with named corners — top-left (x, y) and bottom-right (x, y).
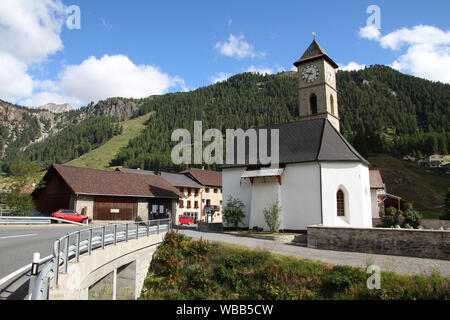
top-left (178, 215), bottom-right (194, 225)
top-left (52, 209), bottom-right (92, 224)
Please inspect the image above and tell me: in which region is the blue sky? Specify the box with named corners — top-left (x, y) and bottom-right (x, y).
top-left (0, 0), bottom-right (449, 107)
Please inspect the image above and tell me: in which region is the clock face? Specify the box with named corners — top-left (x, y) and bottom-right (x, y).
top-left (302, 64), bottom-right (319, 83)
top-left (327, 67), bottom-right (335, 85)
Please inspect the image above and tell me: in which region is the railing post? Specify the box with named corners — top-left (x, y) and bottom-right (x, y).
top-left (157, 219), bottom-right (160, 234)
top-left (114, 224), bottom-right (117, 245)
top-left (28, 252), bottom-right (40, 298)
top-left (147, 220), bottom-right (150, 237)
top-left (88, 229), bottom-right (93, 255)
top-left (136, 222), bottom-right (139, 239)
top-left (75, 231), bottom-right (80, 262)
top-left (52, 240), bottom-right (60, 287)
top-left (102, 226), bottom-right (106, 249)
top-left (125, 224), bottom-right (129, 242)
top-left (63, 236), bottom-right (69, 273)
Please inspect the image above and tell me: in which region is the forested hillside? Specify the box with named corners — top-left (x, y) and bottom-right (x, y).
top-left (1, 117), bottom-right (123, 172)
top-left (111, 65), bottom-right (449, 171)
top-left (1, 65), bottom-right (448, 172)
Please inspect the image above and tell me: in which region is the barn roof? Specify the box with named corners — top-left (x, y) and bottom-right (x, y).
top-left (221, 118), bottom-right (370, 169)
top-left (47, 164), bottom-right (182, 199)
top-left (179, 168), bottom-right (222, 187)
top-left (116, 168), bottom-right (202, 189)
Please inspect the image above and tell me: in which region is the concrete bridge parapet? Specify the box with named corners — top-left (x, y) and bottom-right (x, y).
top-left (50, 232), bottom-right (165, 300)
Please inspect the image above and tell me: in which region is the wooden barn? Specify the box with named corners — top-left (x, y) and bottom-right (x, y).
top-left (33, 164), bottom-right (182, 221)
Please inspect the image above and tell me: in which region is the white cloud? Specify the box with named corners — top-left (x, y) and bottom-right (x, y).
top-left (58, 55), bottom-right (183, 105)
top-left (246, 65), bottom-right (274, 75)
top-left (359, 25), bottom-right (450, 83)
top-left (0, 0), bottom-right (65, 64)
top-left (215, 34), bottom-right (265, 60)
top-left (0, 53), bottom-right (34, 102)
top-left (359, 25), bottom-right (381, 41)
top-left (338, 62), bottom-right (366, 71)
top-left (211, 72), bottom-right (231, 84)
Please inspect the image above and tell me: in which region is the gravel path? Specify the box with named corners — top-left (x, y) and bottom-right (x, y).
top-left (178, 229), bottom-right (450, 277)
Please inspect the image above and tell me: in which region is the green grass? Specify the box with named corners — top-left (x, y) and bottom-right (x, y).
top-left (66, 113), bottom-right (153, 170)
top-left (139, 232), bottom-right (450, 300)
top-left (368, 154), bottom-right (449, 219)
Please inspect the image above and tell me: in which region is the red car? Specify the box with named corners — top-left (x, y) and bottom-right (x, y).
top-left (52, 209), bottom-right (92, 224)
top-left (179, 215), bottom-right (194, 225)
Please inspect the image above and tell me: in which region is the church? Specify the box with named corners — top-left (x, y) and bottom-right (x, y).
top-left (221, 39), bottom-right (373, 231)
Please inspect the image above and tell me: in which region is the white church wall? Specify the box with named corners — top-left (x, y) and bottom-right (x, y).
top-left (320, 162), bottom-right (372, 228)
top-left (249, 177), bottom-right (281, 231)
top-left (280, 163), bottom-right (322, 230)
top-left (222, 168), bottom-right (252, 228)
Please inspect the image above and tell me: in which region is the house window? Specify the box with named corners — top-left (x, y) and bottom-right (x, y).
top-left (214, 188), bottom-right (218, 193)
top-left (205, 188), bottom-right (210, 193)
top-left (310, 94), bottom-right (318, 115)
top-left (187, 201), bottom-right (192, 208)
top-left (194, 201), bottom-right (199, 209)
top-left (337, 189), bottom-right (345, 217)
top-left (179, 200), bottom-right (184, 208)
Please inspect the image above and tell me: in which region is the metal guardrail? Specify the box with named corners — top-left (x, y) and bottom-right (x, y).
top-left (0, 216), bottom-right (88, 225)
top-left (30, 218), bottom-right (171, 300)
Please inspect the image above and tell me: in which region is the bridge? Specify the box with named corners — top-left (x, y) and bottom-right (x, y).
top-left (28, 219), bottom-right (170, 300)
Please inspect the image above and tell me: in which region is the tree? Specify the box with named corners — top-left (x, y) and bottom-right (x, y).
top-left (223, 196), bottom-right (245, 229)
top-left (263, 201), bottom-right (282, 233)
top-left (5, 161), bottom-right (40, 216)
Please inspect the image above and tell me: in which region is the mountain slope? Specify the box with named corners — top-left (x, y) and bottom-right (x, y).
top-left (111, 66), bottom-right (449, 171)
top-left (66, 112), bottom-right (153, 169)
top-left (369, 154), bottom-right (447, 218)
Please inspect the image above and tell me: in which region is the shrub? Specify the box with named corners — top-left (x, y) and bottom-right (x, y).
top-left (263, 201), bottom-right (282, 232)
top-left (382, 207), bottom-right (399, 227)
top-left (223, 196), bottom-right (246, 229)
top-left (402, 207), bottom-right (422, 229)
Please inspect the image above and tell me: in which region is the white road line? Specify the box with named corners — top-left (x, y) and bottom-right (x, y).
top-left (0, 234), bottom-right (38, 240)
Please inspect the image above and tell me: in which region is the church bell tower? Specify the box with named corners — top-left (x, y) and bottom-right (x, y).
top-left (294, 39), bottom-right (340, 131)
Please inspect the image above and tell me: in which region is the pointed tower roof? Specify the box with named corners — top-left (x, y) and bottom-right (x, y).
top-left (293, 39), bottom-right (339, 69)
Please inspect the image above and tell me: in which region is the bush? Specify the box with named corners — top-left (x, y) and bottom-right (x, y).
top-left (223, 196), bottom-right (246, 229)
top-left (382, 207), bottom-right (400, 228)
top-left (263, 201), bottom-right (282, 232)
top-left (403, 207), bottom-right (422, 229)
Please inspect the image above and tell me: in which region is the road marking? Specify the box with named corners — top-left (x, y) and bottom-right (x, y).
top-left (0, 234), bottom-right (38, 240)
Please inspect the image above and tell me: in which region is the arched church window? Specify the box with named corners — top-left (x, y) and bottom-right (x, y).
top-left (309, 94), bottom-right (317, 115)
top-left (330, 94), bottom-right (335, 115)
top-left (337, 189), bottom-right (345, 217)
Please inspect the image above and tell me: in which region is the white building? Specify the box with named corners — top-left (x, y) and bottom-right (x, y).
top-left (221, 39), bottom-right (373, 231)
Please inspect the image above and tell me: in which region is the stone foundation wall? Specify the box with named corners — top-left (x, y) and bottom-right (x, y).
top-left (307, 225), bottom-right (450, 260)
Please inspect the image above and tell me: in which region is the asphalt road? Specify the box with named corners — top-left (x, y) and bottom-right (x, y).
top-left (0, 224), bottom-right (92, 300)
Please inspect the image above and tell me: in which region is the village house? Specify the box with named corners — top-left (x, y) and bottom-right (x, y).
top-left (180, 168), bottom-right (223, 223)
top-left (221, 39), bottom-right (373, 231)
top-left (33, 164), bottom-right (182, 221)
top-left (117, 168), bottom-right (208, 224)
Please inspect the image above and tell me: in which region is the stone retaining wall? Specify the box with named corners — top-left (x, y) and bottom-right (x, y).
top-left (308, 225), bottom-right (450, 260)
